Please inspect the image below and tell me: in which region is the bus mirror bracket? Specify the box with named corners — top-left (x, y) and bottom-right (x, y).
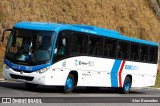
top-left (1, 29), bottom-right (12, 42)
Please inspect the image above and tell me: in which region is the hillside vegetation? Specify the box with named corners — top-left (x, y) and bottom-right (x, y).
top-left (0, 0), bottom-right (160, 71)
top-left (0, 0), bottom-right (160, 38)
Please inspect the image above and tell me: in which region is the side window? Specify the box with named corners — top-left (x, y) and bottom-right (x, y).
top-left (117, 41), bottom-right (129, 59)
top-left (140, 45), bottom-right (149, 62)
top-left (149, 47), bottom-right (158, 63)
top-left (53, 31), bottom-right (70, 63)
top-left (55, 34), bottom-right (68, 56)
top-left (130, 43), bottom-right (140, 61)
top-left (104, 38), bottom-right (117, 58)
top-left (88, 36), bottom-right (103, 56)
top-left (73, 33), bottom-right (88, 54)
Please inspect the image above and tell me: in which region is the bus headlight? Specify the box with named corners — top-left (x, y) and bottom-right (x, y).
top-left (4, 64), bottom-right (10, 69)
top-left (38, 67), bottom-right (50, 74)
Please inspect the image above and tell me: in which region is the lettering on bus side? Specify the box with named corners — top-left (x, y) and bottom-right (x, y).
top-left (75, 60), bottom-right (94, 66)
top-left (26, 66), bottom-right (33, 70)
top-left (12, 65), bottom-right (20, 69)
top-left (125, 65), bottom-right (139, 70)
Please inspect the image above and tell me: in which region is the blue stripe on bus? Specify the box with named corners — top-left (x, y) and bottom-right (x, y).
top-left (110, 60), bottom-right (122, 87)
top-left (4, 59), bottom-right (51, 72)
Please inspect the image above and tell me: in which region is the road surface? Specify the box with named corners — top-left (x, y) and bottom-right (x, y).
top-left (0, 80), bottom-right (160, 106)
top-left (0, 80), bottom-right (160, 97)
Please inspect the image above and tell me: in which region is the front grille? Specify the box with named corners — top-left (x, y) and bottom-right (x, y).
top-left (14, 70), bottom-right (33, 73)
top-left (10, 74), bottom-right (34, 81)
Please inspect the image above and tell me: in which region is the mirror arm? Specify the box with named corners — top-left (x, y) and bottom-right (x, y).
top-left (1, 29), bottom-right (12, 42)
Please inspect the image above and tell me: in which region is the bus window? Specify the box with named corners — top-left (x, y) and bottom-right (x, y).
top-left (149, 47), bottom-right (158, 63)
top-left (117, 41), bottom-right (129, 59)
top-left (55, 36), bottom-right (67, 55)
top-left (73, 33), bottom-right (88, 54)
top-left (88, 36), bottom-right (103, 56)
top-left (53, 32), bottom-right (68, 63)
top-left (39, 36), bottom-right (52, 50)
top-left (140, 45), bottom-right (149, 62)
top-left (104, 38), bottom-right (116, 58)
top-left (131, 43), bottom-right (140, 61)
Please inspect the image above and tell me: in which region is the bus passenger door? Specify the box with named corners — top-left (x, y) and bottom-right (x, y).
top-left (53, 31), bottom-right (72, 63)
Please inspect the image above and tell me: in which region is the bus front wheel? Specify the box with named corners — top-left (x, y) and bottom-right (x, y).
top-left (64, 74), bottom-right (75, 93)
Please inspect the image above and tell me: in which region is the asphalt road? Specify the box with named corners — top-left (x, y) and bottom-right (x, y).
top-left (0, 80), bottom-right (160, 97)
top-left (0, 80), bottom-right (160, 106)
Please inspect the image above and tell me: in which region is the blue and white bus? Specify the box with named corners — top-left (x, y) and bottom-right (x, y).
top-left (1, 22), bottom-right (159, 94)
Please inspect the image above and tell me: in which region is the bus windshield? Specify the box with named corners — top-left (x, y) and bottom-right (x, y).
top-left (5, 28), bottom-right (55, 65)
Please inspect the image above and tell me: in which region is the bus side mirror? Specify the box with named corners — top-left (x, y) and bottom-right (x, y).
top-left (1, 29), bottom-right (12, 42)
top-left (54, 48), bottom-right (58, 54)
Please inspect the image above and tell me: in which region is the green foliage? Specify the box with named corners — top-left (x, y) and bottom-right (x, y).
top-left (155, 72), bottom-right (160, 88)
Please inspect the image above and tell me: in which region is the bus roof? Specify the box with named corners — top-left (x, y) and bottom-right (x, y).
top-left (14, 22), bottom-right (159, 46)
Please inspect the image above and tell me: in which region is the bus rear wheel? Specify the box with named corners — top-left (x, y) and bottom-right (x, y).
top-left (121, 77), bottom-right (131, 94)
top-left (64, 74), bottom-right (75, 93)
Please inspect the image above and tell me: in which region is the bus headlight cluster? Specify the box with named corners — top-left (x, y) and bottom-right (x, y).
top-left (4, 64), bottom-right (10, 69)
top-left (38, 67), bottom-right (50, 74)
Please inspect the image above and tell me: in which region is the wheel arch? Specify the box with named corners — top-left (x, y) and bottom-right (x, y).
top-left (125, 74), bottom-right (132, 84)
top-left (68, 70), bottom-right (78, 86)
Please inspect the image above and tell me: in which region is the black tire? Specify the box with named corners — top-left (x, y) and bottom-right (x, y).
top-left (25, 83), bottom-right (38, 90)
top-left (64, 74), bottom-right (75, 93)
top-left (121, 77), bottom-right (132, 94)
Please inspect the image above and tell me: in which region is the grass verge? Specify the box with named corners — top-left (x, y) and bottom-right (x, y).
top-left (0, 62), bottom-right (3, 79)
top-left (155, 71), bottom-right (160, 88)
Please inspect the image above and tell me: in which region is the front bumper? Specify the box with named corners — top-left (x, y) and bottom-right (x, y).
top-left (2, 66), bottom-right (66, 86)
